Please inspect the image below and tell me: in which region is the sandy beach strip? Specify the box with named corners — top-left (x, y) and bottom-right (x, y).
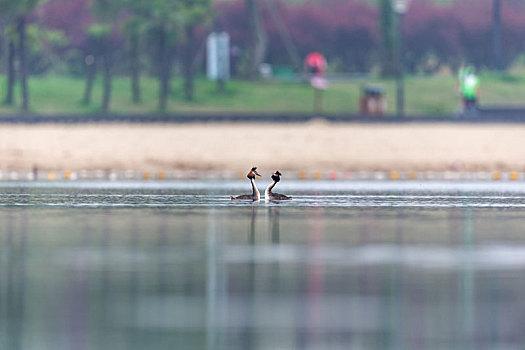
top-left (0, 121), bottom-right (523, 172)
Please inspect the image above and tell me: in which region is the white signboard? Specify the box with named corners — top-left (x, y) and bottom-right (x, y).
top-left (207, 32), bottom-right (230, 80)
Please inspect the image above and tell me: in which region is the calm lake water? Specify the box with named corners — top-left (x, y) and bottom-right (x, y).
top-left (1, 180), bottom-right (525, 349)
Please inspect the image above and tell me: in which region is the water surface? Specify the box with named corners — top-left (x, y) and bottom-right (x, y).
top-left (1, 181), bottom-right (524, 349)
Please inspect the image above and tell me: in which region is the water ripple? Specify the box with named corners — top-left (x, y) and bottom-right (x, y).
top-left (0, 191), bottom-right (522, 208)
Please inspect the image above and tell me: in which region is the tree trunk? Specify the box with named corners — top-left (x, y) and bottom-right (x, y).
top-left (379, 0), bottom-right (396, 77)
top-left (130, 33), bottom-right (141, 103)
top-left (5, 38), bottom-right (16, 105)
top-left (82, 54), bottom-right (96, 105)
top-left (18, 16), bottom-right (29, 111)
top-left (102, 51), bottom-right (112, 113)
top-left (492, 0), bottom-right (502, 70)
top-left (158, 26), bottom-right (170, 112)
top-left (182, 25), bottom-right (195, 101)
top-left (245, 0), bottom-right (267, 79)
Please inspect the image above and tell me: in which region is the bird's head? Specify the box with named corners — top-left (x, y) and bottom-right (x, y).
top-left (271, 170), bottom-right (282, 182)
top-left (248, 167), bottom-right (261, 179)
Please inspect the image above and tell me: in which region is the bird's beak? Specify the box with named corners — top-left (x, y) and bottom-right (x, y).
top-left (254, 170), bottom-right (261, 177)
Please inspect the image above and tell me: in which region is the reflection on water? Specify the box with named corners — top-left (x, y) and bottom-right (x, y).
top-left (0, 183), bottom-right (525, 349)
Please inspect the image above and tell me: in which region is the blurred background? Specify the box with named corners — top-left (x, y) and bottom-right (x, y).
top-left (0, 0), bottom-right (521, 117)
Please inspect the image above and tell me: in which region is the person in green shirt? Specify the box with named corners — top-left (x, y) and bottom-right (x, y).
top-left (457, 65), bottom-right (479, 113)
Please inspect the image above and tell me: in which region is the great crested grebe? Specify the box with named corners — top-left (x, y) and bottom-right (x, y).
top-left (231, 167), bottom-right (261, 201)
top-left (265, 171), bottom-right (292, 200)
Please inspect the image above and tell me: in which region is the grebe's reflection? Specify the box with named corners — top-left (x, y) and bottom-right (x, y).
top-left (246, 205), bottom-right (281, 245)
top-left (249, 205), bottom-right (257, 244)
top-left (269, 207), bottom-right (280, 244)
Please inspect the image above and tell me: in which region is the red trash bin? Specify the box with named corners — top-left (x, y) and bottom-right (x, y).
top-left (360, 85), bottom-right (386, 115)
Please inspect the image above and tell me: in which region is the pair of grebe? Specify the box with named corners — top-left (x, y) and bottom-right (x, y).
top-left (231, 167), bottom-right (292, 201)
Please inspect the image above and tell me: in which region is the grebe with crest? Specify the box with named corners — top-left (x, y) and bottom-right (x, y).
top-left (265, 171), bottom-right (292, 200)
top-left (231, 167), bottom-right (261, 201)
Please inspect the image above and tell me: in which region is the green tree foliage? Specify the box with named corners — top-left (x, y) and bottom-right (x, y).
top-left (145, 0), bottom-right (181, 112)
top-left (122, 17), bottom-right (144, 103)
top-left (121, 0), bottom-right (211, 109)
top-left (179, 0), bottom-right (211, 101)
top-left (88, 0), bottom-right (211, 111)
top-left (89, 1), bottom-right (118, 113)
top-left (27, 27), bottom-right (69, 74)
top-left (0, 0), bottom-right (47, 110)
top-left (96, 0), bottom-right (149, 105)
top-left (0, 0), bottom-right (42, 18)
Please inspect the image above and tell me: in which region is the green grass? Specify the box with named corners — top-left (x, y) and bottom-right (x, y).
top-left (0, 69), bottom-right (524, 117)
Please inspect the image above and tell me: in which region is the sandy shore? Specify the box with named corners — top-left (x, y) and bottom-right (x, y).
top-left (0, 121), bottom-right (523, 172)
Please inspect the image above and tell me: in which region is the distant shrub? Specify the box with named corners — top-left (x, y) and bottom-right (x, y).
top-left (39, 0), bottom-right (93, 47)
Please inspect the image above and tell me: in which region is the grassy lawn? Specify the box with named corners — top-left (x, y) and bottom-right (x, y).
top-left (0, 69), bottom-right (522, 117)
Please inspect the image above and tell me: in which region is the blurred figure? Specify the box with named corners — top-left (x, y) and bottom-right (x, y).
top-left (457, 65), bottom-right (480, 115)
top-left (304, 52), bottom-right (328, 115)
top-left (304, 51), bottom-right (327, 77)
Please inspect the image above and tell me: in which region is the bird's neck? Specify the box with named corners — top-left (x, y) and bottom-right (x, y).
top-left (251, 177), bottom-right (260, 199)
top-left (265, 180), bottom-right (277, 196)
